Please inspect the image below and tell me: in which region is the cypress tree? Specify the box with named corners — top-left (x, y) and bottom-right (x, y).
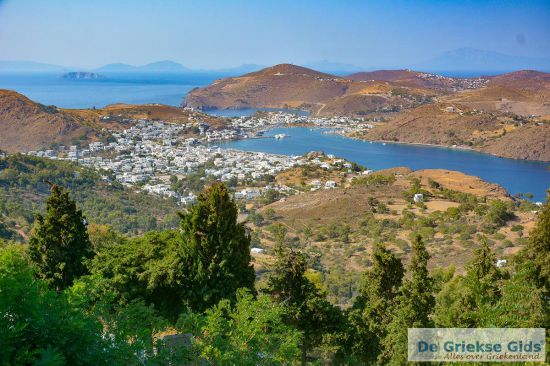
top-left (347, 244), bottom-right (404, 363)
top-left (28, 185), bottom-right (93, 291)
top-left (380, 235), bottom-right (435, 365)
top-left (466, 236), bottom-right (502, 310)
top-left (178, 182), bottom-right (255, 312)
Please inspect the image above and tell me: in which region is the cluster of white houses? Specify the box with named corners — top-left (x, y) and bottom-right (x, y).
top-left (226, 111), bottom-right (374, 136)
top-left (27, 116), bottom-right (369, 204)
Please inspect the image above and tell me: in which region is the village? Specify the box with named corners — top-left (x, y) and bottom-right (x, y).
top-left (222, 111), bottom-right (376, 137)
top-left (26, 112), bottom-right (375, 205)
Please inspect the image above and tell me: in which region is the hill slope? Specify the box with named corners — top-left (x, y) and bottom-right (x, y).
top-left (348, 69), bottom-right (488, 91)
top-left (0, 155), bottom-right (181, 239)
top-left (358, 102), bottom-right (550, 161)
top-left (0, 90), bottom-right (97, 153)
top-left (446, 70), bottom-right (550, 116)
top-left (184, 64), bottom-right (350, 111)
top-left (184, 64), bottom-right (437, 115)
top-left (0, 89), bottom-right (226, 153)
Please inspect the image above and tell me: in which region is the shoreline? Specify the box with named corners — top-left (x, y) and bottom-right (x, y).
top-left (197, 107), bottom-right (549, 163)
top-left (338, 132), bottom-right (550, 163)
top-left (237, 125), bottom-right (549, 163)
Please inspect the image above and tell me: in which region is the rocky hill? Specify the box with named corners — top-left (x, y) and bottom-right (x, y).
top-left (186, 65), bottom-right (549, 117)
top-left (347, 69), bottom-right (488, 92)
top-left (184, 64), bottom-right (437, 116)
top-left (0, 90), bottom-right (97, 153)
top-left (356, 102), bottom-right (550, 161)
top-left (184, 64), bottom-right (350, 111)
top-left (184, 65), bottom-right (549, 160)
top-left (446, 70), bottom-right (550, 116)
top-left (0, 89), bottom-right (225, 153)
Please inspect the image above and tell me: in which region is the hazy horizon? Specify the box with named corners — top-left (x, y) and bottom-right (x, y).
top-left (1, 0), bottom-right (549, 70)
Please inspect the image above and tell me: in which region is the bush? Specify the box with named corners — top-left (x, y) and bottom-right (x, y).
top-left (0, 246), bottom-right (133, 365)
top-left (352, 174), bottom-right (396, 187)
top-left (485, 200), bottom-right (514, 228)
top-left (510, 224), bottom-right (524, 232)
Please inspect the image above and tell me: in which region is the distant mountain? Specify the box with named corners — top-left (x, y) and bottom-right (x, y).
top-left (95, 60), bottom-right (190, 73)
top-left (0, 60), bottom-right (68, 73)
top-left (414, 48), bottom-right (550, 73)
top-left (139, 60), bottom-right (190, 72)
top-left (301, 60), bottom-right (364, 75)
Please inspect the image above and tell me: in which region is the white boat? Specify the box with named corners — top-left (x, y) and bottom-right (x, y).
top-left (274, 133), bottom-right (288, 139)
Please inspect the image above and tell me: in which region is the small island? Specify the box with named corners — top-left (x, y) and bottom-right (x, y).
top-left (61, 71), bottom-right (103, 80)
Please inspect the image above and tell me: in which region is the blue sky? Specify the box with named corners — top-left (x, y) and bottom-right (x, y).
top-left (0, 0), bottom-right (549, 68)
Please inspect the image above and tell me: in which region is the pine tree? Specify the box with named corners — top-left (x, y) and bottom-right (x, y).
top-left (380, 235), bottom-right (435, 365)
top-left (347, 244), bottom-right (404, 363)
top-left (28, 185), bottom-right (93, 291)
top-left (266, 247), bottom-right (341, 366)
top-left (178, 182), bottom-right (255, 312)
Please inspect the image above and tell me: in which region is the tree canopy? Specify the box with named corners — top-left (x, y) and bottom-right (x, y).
top-left (28, 185), bottom-right (93, 291)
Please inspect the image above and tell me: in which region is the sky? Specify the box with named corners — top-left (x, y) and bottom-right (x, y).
top-left (0, 0), bottom-right (549, 69)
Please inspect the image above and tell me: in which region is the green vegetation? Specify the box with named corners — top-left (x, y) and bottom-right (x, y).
top-left (178, 182), bottom-right (255, 312)
top-left (266, 239), bottom-right (342, 364)
top-left (1, 181), bottom-right (549, 364)
top-left (28, 185), bottom-right (93, 291)
top-left (352, 173), bottom-right (396, 187)
top-left (0, 155), bottom-right (180, 237)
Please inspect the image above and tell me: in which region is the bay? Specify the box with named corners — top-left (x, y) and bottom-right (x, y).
top-left (217, 127), bottom-right (550, 202)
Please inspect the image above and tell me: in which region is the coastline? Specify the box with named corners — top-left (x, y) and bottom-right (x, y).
top-left (339, 132), bottom-right (550, 163)
top-left (223, 123), bottom-right (550, 163)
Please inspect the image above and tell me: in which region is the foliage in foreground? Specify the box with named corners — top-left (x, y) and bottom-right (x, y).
top-left (0, 184), bottom-right (549, 365)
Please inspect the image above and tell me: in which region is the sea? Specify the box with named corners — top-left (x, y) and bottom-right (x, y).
top-left (1, 72), bottom-right (548, 201)
top-left (217, 127), bottom-right (550, 202)
top-left (0, 72), bottom-right (223, 108)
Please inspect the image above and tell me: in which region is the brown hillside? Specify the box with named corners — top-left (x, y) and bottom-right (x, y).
top-left (447, 70), bottom-right (550, 116)
top-left (480, 124), bottom-right (550, 161)
top-left (0, 90), bottom-right (227, 153)
top-left (251, 168), bottom-right (530, 284)
top-left (348, 69), bottom-right (488, 92)
top-left (358, 102), bottom-right (550, 161)
top-left (68, 103), bottom-right (226, 129)
top-left (185, 64), bottom-right (436, 116)
top-left (184, 64), bottom-right (350, 111)
top-left (489, 70), bottom-right (550, 89)
top-left (0, 89), bottom-right (95, 153)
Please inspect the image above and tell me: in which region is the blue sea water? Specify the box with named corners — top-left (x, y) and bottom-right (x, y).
top-left (218, 127), bottom-right (550, 202)
top-left (0, 72), bottom-right (224, 108)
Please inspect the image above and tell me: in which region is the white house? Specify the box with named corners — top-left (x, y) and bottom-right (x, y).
top-left (325, 180), bottom-right (337, 189)
top-left (496, 259), bottom-right (507, 268)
